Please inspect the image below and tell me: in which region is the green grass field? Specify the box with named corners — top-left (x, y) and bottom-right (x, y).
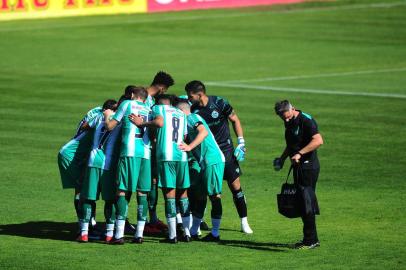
top-left (1, 0), bottom-right (406, 269)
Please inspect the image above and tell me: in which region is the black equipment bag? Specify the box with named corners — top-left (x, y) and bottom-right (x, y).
top-left (277, 166), bottom-right (301, 218)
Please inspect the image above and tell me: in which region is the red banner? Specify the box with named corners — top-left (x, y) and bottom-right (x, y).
top-left (147, 0), bottom-right (305, 12)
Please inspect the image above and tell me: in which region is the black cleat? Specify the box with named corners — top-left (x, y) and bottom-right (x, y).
top-left (191, 234), bottom-right (200, 241)
top-left (110, 237), bottom-right (125, 245)
top-left (294, 241), bottom-right (320, 249)
top-left (132, 237), bottom-right (143, 244)
top-left (125, 219), bottom-right (136, 234)
top-left (201, 233), bottom-right (220, 242)
top-left (200, 220), bottom-right (210, 231)
top-left (160, 237), bottom-right (177, 244)
top-left (182, 235), bottom-right (192, 242)
top-left (176, 223), bottom-right (184, 237)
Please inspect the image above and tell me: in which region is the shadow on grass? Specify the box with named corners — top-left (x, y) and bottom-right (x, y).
top-left (0, 221), bottom-right (77, 242)
top-left (218, 239), bottom-right (293, 252)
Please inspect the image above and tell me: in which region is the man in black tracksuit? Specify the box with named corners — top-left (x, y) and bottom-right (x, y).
top-left (274, 100), bottom-right (323, 249)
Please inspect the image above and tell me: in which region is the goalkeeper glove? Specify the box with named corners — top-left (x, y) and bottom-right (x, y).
top-left (234, 137), bottom-right (246, 162)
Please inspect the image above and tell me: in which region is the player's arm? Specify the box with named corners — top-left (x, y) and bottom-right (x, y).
top-left (103, 109), bottom-right (119, 131)
top-left (80, 121), bottom-right (91, 131)
top-left (179, 124), bottom-right (208, 152)
top-left (291, 134), bottom-right (323, 163)
top-left (129, 114), bottom-right (164, 128)
top-left (228, 110), bottom-right (244, 138)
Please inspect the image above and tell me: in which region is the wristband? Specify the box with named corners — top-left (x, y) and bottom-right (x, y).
top-left (237, 137), bottom-right (245, 145)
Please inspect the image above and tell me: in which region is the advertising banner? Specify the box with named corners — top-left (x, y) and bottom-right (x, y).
top-left (147, 0), bottom-right (305, 12)
top-left (0, 0), bottom-right (147, 21)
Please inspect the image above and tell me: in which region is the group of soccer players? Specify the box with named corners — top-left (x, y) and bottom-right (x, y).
top-left (58, 71), bottom-right (253, 244)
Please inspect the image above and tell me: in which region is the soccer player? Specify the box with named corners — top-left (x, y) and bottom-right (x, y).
top-left (185, 80), bottom-right (253, 234)
top-left (176, 99), bottom-right (226, 242)
top-left (104, 86), bottom-right (152, 244)
top-left (58, 104), bottom-right (103, 231)
top-left (144, 71), bottom-right (175, 233)
top-left (130, 95), bottom-right (190, 243)
top-left (77, 99), bottom-right (121, 243)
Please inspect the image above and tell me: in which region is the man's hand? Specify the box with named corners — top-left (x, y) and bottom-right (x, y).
top-left (178, 142), bottom-right (192, 152)
top-left (273, 158), bottom-right (284, 171)
top-left (291, 153), bottom-right (302, 163)
top-left (234, 137), bottom-right (246, 161)
top-left (129, 113), bottom-right (144, 126)
top-left (103, 109), bottom-right (114, 119)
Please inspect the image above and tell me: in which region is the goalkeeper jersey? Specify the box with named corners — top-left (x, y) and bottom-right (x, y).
top-left (153, 105), bottom-right (188, 162)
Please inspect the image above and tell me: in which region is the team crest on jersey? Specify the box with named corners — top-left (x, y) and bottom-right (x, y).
top-left (211, 110), bottom-right (219, 119)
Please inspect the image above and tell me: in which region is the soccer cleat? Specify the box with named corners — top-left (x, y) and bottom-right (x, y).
top-left (191, 234), bottom-right (200, 241)
top-left (131, 237), bottom-right (143, 244)
top-left (76, 234), bottom-right (88, 243)
top-left (110, 237), bottom-right (125, 245)
top-left (295, 241), bottom-right (320, 250)
top-left (125, 219), bottom-right (136, 235)
top-left (160, 237), bottom-right (177, 244)
top-left (201, 233), bottom-right (220, 242)
top-left (182, 235), bottom-right (192, 243)
top-left (200, 220), bottom-right (210, 231)
top-left (104, 235), bottom-right (113, 243)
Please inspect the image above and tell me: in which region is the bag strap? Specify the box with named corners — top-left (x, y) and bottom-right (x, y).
top-left (285, 165), bottom-right (294, 183)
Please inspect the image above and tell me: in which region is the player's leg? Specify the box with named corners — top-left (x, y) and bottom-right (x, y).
top-left (101, 169), bottom-right (117, 243)
top-left (224, 153), bottom-right (253, 234)
top-left (201, 163), bottom-right (224, 242)
top-left (77, 167), bottom-right (100, 242)
top-left (158, 161), bottom-right (177, 243)
top-left (176, 161), bottom-right (191, 241)
top-left (133, 158), bottom-right (152, 243)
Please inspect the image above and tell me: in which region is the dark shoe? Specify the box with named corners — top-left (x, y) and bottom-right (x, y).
top-left (132, 237), bottom-right (143, 244)
top-left (201, 233), bottom-right (220, 242)
top-left (76, 234), bottom-right (88, 243)
top-left (125, 219), bottom-right (136, 234)
top-left (88, 226), bottom-right (102, 240)
top-left (295, 241), bottom-right (320, 249)
top-left (191, 234), bottom-right (200, 241)
top-left (104, 235), bottom-right (113, 244)
top-left (182, 235), bottom-right (192, 242)
top-left (176, 223), bottom-right (184, 236)
top-left (200, 220), bottom-right (210, 231)
top-left (111, 237), bottom-right (125, 245)
top-left (160, 237), bottom-right (177, 244)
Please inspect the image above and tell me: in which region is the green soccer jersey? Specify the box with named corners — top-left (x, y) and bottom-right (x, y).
top-left (153, 105), bottom-right (188, 162)
top-left (59, 106), bottom-right (103, 161)
top-left (187, 113), bottom-right (225, 167)
top-left (87, 115), bottom-right (121, 170)
top-left (113, 100), bottom-right (151, 159)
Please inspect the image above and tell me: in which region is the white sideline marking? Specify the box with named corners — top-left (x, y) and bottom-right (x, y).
top-left (0, 1), bottom-right (405, 32)
top-left (213, 67), bottom-right (406, 84)
top-left (205, 82), bottom-right (406, 99)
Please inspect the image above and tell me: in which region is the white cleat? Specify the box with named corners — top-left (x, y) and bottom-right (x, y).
top-left (241, 218), bottom-right (253, 234)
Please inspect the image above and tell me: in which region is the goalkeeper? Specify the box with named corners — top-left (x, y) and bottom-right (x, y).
top-left (185, 80), bottom-right (253, 234)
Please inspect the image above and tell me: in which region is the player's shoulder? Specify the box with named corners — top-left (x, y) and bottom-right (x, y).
top-left (211, 96), bottom-right (230, 106)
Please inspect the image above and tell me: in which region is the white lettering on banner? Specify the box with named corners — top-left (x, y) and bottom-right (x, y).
top-left (155, 0), bottom-right (221, 4)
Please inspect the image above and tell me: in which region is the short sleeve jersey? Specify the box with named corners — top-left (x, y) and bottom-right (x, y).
top-left (191, 96), bottom-right (234, 151)
top-left (187, 113), bottom-right (225, 167)
top-left (88, 115), bottom-right (121, 170)
top-left (59, 106), bottom-right (103, 161)
top-left (145, 95), bottom-right (155, 109)
top-left (284, 110), bottom-right (320, 168)
top-left (113, 100), bottom-right (151, 159)
top-left (153, 105), bottom-right (188, 162)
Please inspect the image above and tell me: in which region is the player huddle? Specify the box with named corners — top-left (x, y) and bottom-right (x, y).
top-left (58, 71), bottom-right (253, 244)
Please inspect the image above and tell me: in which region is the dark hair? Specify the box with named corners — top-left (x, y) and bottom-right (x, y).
top-left (185, 80), bottom-right (206, 94)
top-left (151, 71), bottom-right (174, 88)
top-left (155, 94), bottom-right (176, 105)
top-left (132, 86), bottom-right (148, 101)
top-left (274, 100), bottom-right (292, 115)
top-left (102, 99), bottom-right (117, 111)
top-left (173, 97), bottom-right (189, 107)
top-left (124, 85), bottom-right (136, 99)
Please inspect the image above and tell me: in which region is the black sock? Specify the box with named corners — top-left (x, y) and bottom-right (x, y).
top-left (232, 188), bottom-right (247, 218)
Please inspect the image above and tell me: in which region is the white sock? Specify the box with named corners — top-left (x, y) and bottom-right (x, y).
top-left (189, 214), bottom-right (193, 229)
top-left (106, 223), bottom-right (114, 238)
top-left (211, 218), bottom-right (221, 237)
top-left (190, 216), bottom-right (202, 236)
top-left (241, 217), bottom-right (253, 233)
top-left (136, 220), bottom-right (146, 238)
top-left (176, 213), bottom-right (182, 224)
top-left (181, 215), bottom-right (191, 237)
top-left (167, 217), bottom-right (177, 239)
top-left (80, 221), bottom-right (89, 236)
top-left (91, 217), bottom-right (97, 227)
top-left (115, 219), bottom-right (125, 239)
